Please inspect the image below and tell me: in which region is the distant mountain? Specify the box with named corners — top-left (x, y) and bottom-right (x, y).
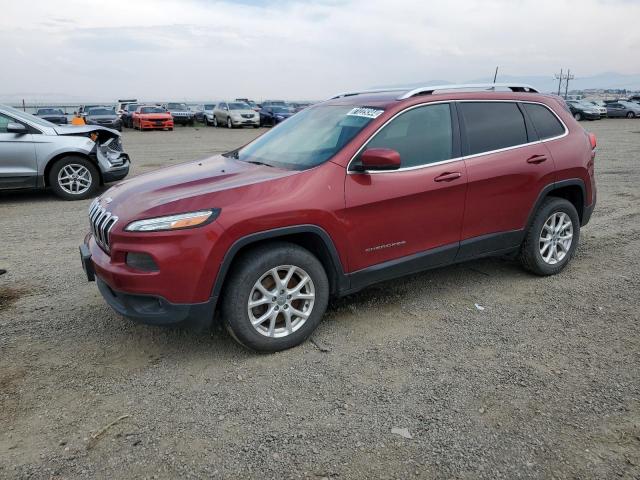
top-left (374, 72), bottom-right (640, 93)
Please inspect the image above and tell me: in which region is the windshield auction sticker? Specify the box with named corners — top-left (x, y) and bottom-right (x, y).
top-left (346, 107), bottom-right (385, 119)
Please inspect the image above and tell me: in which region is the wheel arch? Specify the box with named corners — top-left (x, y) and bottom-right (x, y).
top-left (43, 151), bottom-right (103, 187)
top-left (212, 225), bottom-right (348, 303)
top-left (527, 179), bottom-right (586, 229)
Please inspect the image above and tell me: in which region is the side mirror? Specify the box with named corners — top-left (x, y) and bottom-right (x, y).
top-left (359, 148), bottom-right (401, 171)
top-left (6, 122), bottom-right (28, 134)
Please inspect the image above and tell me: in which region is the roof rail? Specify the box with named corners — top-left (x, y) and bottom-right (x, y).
top-left (329, 83), bottom-right (539, 101)
top-left (329, 88), bottom-right (408, 100)
top-left (397, 83), bottom-right (539, 99)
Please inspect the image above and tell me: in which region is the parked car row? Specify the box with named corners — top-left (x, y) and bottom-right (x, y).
top-left (566, 98), bottom-right (640, 121)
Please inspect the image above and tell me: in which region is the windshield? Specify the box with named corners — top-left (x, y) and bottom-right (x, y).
top-left (87, 108), bottom-right (115, 115)
top-left (140, 107), bottom-right (166, 114)
top-left (270, 106), bottom-right (290, 114)
top-left (204, 104), bottom-right (215, 110)
top-left (37, 108), bottom-right (63, 115)
top-left (233, 105), bottom-right (380, 170)
top-left (167, 103), bottom-right (188, 110)
top-left (229, 102), bottom-right (249, 110)
top-left (126, 104), bottom-right (139, 111)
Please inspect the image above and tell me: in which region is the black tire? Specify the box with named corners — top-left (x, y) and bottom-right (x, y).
top-left (222, 242), bottom-right (329, 352)
top-left (213, 116), bottom-right (218, 127)
top-left (227, 117), bottom-right (233, 129)
top-left (253, 124), bottom-right (259, 129)
top-left (626, 112), bottom-right (635, 119)
top-left (574, 112), bottom-right (582, 121)
top-left (519, 197), bottom-right (580, 276)
top-left (48, 156), bottom-right (100, 200)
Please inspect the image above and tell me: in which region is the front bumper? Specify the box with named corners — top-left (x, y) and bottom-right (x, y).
top-left (80, 239), bottom-right (217, 329)
top-left (102, 162), bottom-right (130, 183)
top-left (140, 120), bottom-right (173, 129)
top-left (231, 117), bottom-right (259, 126)
top-left (171, 115), bottom-right (194, 125)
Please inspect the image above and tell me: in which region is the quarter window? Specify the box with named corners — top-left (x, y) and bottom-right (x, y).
top-left (356, 103), bottom-right (453, 169)
top-left (522, 103), bottom-right (565, 140)
top-left (460, 102), bottom-right (528, 155)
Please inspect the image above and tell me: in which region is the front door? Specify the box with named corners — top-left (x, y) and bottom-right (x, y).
top-left (342, 102), bottom-right (467, 278)
top-left (0, 113), bottom-right (37, 190)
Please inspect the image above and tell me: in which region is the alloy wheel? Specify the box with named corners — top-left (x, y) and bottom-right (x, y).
top-left (247, 265), bottom-right (315, 338)
top-left (539, 212), bottom-right (573, 265)
top-left (57, 164), bottom-right (92, 195)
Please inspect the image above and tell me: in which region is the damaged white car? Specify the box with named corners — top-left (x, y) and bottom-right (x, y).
top-left (0, 104), bottom-right (130, 200)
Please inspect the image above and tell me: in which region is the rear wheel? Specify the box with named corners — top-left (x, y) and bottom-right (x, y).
top-left (520, 197), bottom-right (580, 276)
top-left (49, 156), bottom-right (99, 200)
top-left (573, 112), bottom-right (582, 121)
top-left (222, 242), bottom-right (329, 352)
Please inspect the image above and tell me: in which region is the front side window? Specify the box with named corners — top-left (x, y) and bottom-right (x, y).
top-left (353, 103), bottom-right (453, 169)
top-left (522, 103), bottom-right (565, 140)
top-left (0, 113), bottom-right (13, 133)
top-left (234, 105), bottom-right (380, 170)
top-left (460, 102), bottom-right (528, 155)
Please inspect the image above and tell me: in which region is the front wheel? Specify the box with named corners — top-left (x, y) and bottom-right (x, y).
top-left (49, 156), bottom-right (99, 200)
top-left (519, 197), bottom-right (580, 276)
top-left (574, 112), bottom-right (582, 121)
top-left (227, 117), bottom-right (233, 129)
top-left (627, 112), bottom-right (635, 119)
top-left (213, 116), bottom-right (218, 127)
top-left (222, 242), bottom-right (329, 352)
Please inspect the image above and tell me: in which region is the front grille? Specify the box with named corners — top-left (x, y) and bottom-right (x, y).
top-left (89, 199), bottom-right (118, 253)
top-left (102, 137), bottom-right (123, 152)
top-left (241, 114), bottom-right (254, 119)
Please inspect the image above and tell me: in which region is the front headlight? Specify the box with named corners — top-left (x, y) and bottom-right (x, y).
top-left (125, 209), bottom-right (220, 232)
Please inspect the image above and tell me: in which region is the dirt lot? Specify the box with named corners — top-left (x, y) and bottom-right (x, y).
top-left (1, 120), bottom-right (639, 479)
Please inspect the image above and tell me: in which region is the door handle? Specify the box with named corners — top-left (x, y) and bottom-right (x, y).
top-left (434, 172), bottom-right (462, 182)
top-left (526, 154), bottom-right (547, 164)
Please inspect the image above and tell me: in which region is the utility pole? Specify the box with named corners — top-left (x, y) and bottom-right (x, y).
top-left (493, 66), bottom-right (499, 84)
top-left (555, 69), bottom-right (563, 96)
top-left (564, 69), bottom-right (574, 99)
top-left (554, 69), bottom-right (575, 99)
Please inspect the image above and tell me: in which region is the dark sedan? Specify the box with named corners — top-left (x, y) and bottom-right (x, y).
top-left (121, 103), bottom-right (140, 128)
top-left (35, 108), bottom-right (68, 124)
top-left (566, 100), bottom-right (601, 121)
top-left (85, 107), bottom-right (122, 131)
top-left (259, 105), bottom-right (294, 127)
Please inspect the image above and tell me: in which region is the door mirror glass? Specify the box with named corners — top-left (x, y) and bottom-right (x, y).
top-left (360, 148), bottom-right (401, 171)
top-left (6, 122), bottom-right (28, 134)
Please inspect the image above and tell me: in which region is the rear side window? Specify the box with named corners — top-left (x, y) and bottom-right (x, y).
top-left (460, 102), bottom-right (528, 155)
top-left (0, 113), bottom-right (12, 133)
top-left (522, 103), bottom-right (565, 140)
top-left (360, 103), bottom-right (453, 168)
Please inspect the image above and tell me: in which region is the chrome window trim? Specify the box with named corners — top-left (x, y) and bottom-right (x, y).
top-left (347, 99), bottom-right (568, 175)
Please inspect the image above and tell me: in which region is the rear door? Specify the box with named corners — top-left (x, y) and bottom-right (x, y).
top-left (456, 101), bottom-right (556, 259)
top-left (0, 113), bottom-right (37, 190)
top-left (343, 102), bottom-right (467, 274)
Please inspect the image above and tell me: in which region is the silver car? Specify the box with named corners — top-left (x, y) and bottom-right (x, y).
top-left (0, 105), bottom-right (130, 200)
top-left (212, 102), bottom-right (260, 128)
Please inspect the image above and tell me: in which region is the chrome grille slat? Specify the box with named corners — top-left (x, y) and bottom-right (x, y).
top-left (88, 200), bottom-right (118, 253)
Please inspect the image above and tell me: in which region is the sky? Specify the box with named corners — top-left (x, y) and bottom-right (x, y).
top-left (1, 0), bottom-right (639, 102)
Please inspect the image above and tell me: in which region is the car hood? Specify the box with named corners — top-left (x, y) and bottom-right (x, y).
top-left (86, 115), bottom-right (118, 121)
top-left (54, 124), bottom-right (121, 137)
top-left (231, 109), bottom-right (258, 116)
top-left (100, 154), bottom-right (298, 222)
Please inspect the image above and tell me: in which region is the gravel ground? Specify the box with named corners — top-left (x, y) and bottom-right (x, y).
top-left (1, 120), bottom-right (639, 479)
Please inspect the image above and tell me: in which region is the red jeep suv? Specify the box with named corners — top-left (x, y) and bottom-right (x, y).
top-left (80, 83), bottom-right (597, 352)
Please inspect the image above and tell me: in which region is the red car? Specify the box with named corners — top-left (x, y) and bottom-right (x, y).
top-left (132, 106), bottom-right (173, 131)
top-left (80, 83), bottom-right (597, 352)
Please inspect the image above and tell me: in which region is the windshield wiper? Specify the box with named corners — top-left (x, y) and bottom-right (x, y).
top-left (244, 160), bottom-right (274, 168)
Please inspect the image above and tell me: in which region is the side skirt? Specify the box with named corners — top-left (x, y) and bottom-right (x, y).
top-left (341, 230), bottom-right (524, 296)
